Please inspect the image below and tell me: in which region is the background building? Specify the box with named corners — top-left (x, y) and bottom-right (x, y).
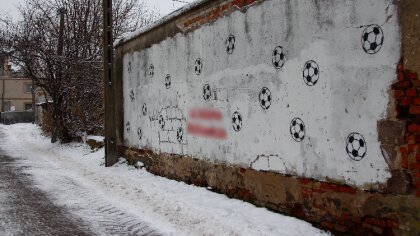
top-left (0, 54), bottom-right (33, 112)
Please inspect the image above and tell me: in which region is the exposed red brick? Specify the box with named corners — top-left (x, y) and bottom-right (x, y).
top-left (320, 182), bottom-right (339, 192)
top-left (321, 221), bottom-right (334, 230)
top-left (400, 98), bottom-right (411, 106)
top-left (414, 98), bottom-right (420, 105)
top-left (365, 217), bottom-right (386, 228)
top-left (409, 163), bottom-right (420, 170)
top-left (398, 73), bottom-right (404, 81)
top-left (406, 89), bottom-right (417, 97)
top-left (387, 219), bottom-right (399, 228)
top-left (362, 222), bottom-right (373, 230)
top-left (338, 186), bottom-right (356, 194)
top-left (409, 105), bottom-right (420, 114)
top-left (334, 224), bottom-right (348, 233)
top-left (405, 135), bottom-right (415, 144)
top-left (412, 79), bottom-right (420, 87)
top-left (353, 216), bottom-right (362, 224)
top-left (397, 63), bottom-right (405, 73)
top-left (408, 144), bottom-right (416, 152)
top-left (300, 178), bottom-right (311, 185)
top-left (402, 156), bottom-right (408, 169)
top-left (407, 123), bottom-right (420, 133)
top-left (392, 80), bottom-right (412, 89)
top-left (417, 154), bottom-right (420, 162)
top-left (406, 72), bottom-right (418, 80)
top-left (312, 188), bottom-right (326, 194)
top-left (341, 212), bottom-right (350, 221)
top-left (394, 90), bottom-right (404, 98)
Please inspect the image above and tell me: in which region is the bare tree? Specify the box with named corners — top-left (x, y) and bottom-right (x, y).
top-left (0, 0), bottom-right (158, 142)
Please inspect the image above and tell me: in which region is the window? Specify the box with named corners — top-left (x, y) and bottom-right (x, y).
top-left (24, 83), bottom-right (32, 93)
top-left (2, 101), bottom-right (11, 112)
top-left (25, 103), bottom-right (33, 111)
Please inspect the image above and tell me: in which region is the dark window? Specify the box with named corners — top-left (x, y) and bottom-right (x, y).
top-left (2, 101), bottom-right (11, 111)
top-left (24, 103), bottom-right (32, 111)
top-left (24, 83), bottom-right (32, 93)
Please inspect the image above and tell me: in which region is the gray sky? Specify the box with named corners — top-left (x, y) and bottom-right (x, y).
top-left (0, 0), bottom-right (196, 20)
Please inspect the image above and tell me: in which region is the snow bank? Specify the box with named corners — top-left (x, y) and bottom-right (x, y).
top-left (0, 124), bottom-right (329, 236)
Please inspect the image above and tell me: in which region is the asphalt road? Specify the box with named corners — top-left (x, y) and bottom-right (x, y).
top-left (0, 151), bottom-right (94, 235)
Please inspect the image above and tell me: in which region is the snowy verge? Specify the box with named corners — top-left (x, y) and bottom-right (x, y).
top-left (0, 124), bottom-right (329, 236)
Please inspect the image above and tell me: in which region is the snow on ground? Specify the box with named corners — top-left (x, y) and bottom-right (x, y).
top-left (0, 124), bottom-right (329, 236)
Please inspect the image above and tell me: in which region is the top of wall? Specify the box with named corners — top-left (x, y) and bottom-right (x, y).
top-left (114, 0), bottom-right (211, 48)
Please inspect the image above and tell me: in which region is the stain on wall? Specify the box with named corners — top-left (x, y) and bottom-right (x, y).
top-left (122, 0), bottom-right (401, 188)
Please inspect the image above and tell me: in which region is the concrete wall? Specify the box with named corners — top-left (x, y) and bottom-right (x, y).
top-left (115, 0), bottom-right (420, 234)
top-left (122, 0), bottom-right (399, 188)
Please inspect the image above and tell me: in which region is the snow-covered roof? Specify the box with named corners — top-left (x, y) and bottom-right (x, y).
top-left (114, 0), bottom-right (211, 48)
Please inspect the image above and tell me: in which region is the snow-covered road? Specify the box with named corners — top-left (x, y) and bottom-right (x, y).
top-left (0, 124), bottom-right (329, 236)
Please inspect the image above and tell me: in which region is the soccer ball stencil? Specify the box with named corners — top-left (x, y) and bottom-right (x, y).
top-left (290, 118), bottom-right (305, 142)
top-left (232, 111), bottom-right (243, 132)
top-left (165, 74), bottom-right (171, 89)
top-left (126, 121), bottom-right (131, 133)
top-left (302, 60), bottom-right (320, 86)
top-left (203, 84), bottom-right (212, 101)
top-left (195, 58), bottom-right (203, 75)
top-left (149, 64), bottom-right (154, 78)
top-left (177, 127), bottom-right (183, 143)
top-left (272, 46), bottom-right (285, 69)
top-left (259, 87), bottom-right (272, 110)
top-left (158, 115), bottom-right (165, 130)
top-left (142, 103), bottom-right (147, 116)
top-left (226, 35), bottom-right (235, 54)
top-left (137, 127), bottom-right (142, 140)
top-left (346, 132), bottom-right (367, 161)
top-left (129, 90), bottom-right (135, 101)
top-left (361, 24), bottom-right (384, 54)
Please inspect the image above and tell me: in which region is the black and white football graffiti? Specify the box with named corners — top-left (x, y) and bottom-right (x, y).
top-left (259, 87), bottom-right (272, 110)
top-left (225, 34), bottom-right (235, 54)
top-left (302, 60), bottom-right (320, 86)
top-left (346, 132), bottom-right (367, 161)
top-left (361, 24), bottom-right (384, 54)
top-left (177, 127), bottom-right (183, 143)
top-left (129, 90), bottom-right (135, 102)
top-left (137, 127), bottom-right (142, 140)
top-left (158, 115), bottom-right (165, 130)
top-left (232, 111), bottom-right (243, 132)
top-left (203, 84), bottom-right (212, 101)
top-left (290, 117), bottom-right (305, 142)
top-left (126, 121), bottom-right (131, 133)
top-left (149, 64), bottom-right (154, 78)
top-left (142, 103), bottom-right (147, 116)
top-left (195, 58), bottom-right (203, 75)
top-left (272, 46), bottom-right (285, 69)
top-left (128, 61), bottom-right (132, 73)
top-left (164, 74), bottom-right (171, 89)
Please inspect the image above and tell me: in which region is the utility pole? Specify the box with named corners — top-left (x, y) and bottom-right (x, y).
top-left (103, 0), bottom-right (118, 166)
top-left (51, 7), bottom-right (66, 143)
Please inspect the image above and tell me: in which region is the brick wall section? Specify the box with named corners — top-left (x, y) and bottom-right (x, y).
top-left (393, 63), bottom-right (420, 198)
top-left (119, 145), bottom-right (420, 235)
top-left (181, 0), bottom-right (262, 30)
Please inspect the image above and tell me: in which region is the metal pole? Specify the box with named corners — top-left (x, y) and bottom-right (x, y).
top-left (103, 0), bottom-right (118, 166)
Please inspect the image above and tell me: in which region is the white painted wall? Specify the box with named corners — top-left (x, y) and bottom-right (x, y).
top-left (122, 0), bottom-right (401, 188)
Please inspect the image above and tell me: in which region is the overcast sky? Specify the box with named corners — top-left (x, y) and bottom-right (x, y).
top-left (0, 0), bottom-right (196, 20)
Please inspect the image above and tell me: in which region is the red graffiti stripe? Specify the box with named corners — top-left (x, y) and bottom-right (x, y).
top-left (189, 108), bottom-right (222, 121)
top-left (187, 123), bottom-right (227, 140)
